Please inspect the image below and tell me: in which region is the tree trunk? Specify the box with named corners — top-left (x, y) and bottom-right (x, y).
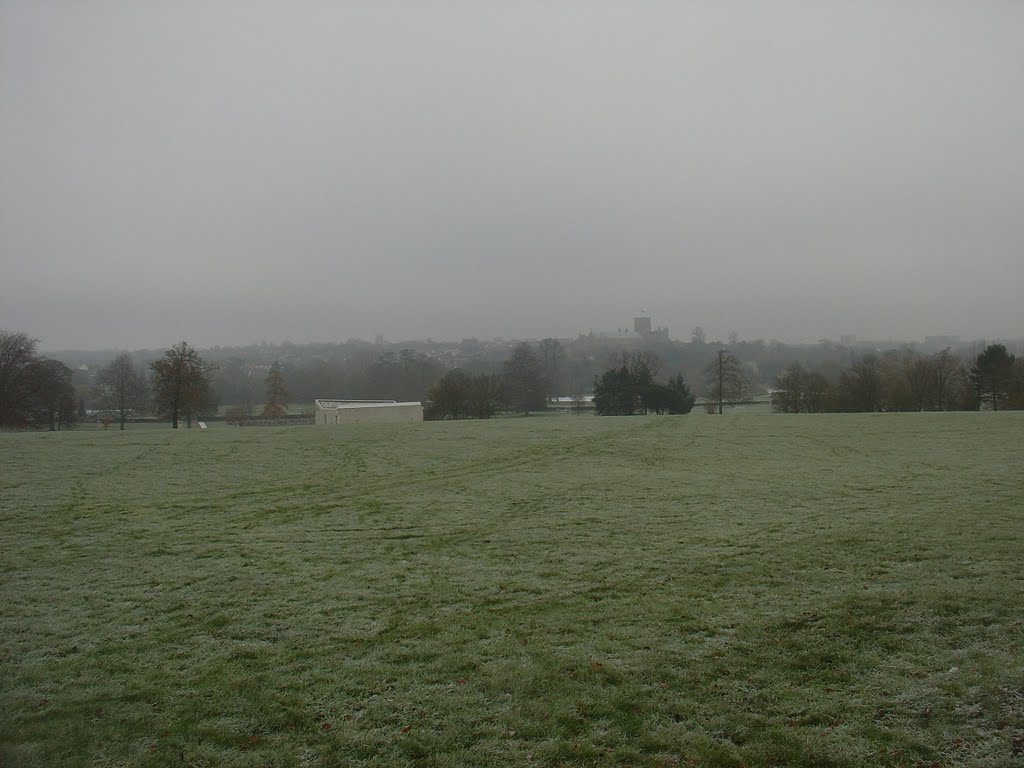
top-left (718, 351), bottom-right (724, 415)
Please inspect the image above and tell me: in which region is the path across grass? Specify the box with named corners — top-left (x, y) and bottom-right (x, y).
top-left (2, 413), bottom-right (1022, 766)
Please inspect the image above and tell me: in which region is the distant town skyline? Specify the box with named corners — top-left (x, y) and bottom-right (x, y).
top-left (3, 2), bottom-right (1022, 351)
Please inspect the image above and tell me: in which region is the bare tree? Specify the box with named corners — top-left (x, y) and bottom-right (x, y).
top-left (628, 350), bottom-right (661, 386)
top-left (569, 390), bottom-right (587, 415)
top-left (837, 354), bottom-right (884, 412)
top-left (932, 348), bottom-right (964, 411)
top-left (703, 349), bottom-right (748, 414)
top-left (467, 373), bottom-right (503, 419)
top-left (426, 368), bottom-right (471, 420)
top-left (772, 362), bottom-right (832, 413)
top-left (96, 353), bottom-right (149, 430)
top-left (901, 351), bottom-right (934, 412)
top-left (503, 342), bottom-right (546, 415)
top-left (151, 341), bottom-right (212, 428)
top-left (0, 330), bottom-right (40, 427)
top-left (30, 359), bottom-right (76, 431)
top-left (539, 338), bottom-right (563, 401)
top-left (0, 330), bottom-right (78, 430)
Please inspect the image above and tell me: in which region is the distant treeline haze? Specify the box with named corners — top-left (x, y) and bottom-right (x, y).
top-left (2, 330), bottom-right (1023, 429)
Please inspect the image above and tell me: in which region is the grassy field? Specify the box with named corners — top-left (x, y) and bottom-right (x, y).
top-left (2, 413), bottom-right (1022, 767)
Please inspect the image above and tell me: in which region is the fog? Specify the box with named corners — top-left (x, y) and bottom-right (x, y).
top-left (2, 1), bottom-right (1022, 350)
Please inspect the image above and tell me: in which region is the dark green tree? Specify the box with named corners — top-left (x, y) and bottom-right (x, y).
top-left (593, 354), bottom-right (694, 416)
top-left (1007, 359), bottom-right (1024, 410)
top-left (592, 364), bottom-right (637, 415)
top-left (666, 373), bottom-right (696, 414)
top-left (262, 361), bottom-right (289, 418)
top-left (970, 343), bottom-right (1016, 411)
top-left (426, 368), bottom-right (471, 420)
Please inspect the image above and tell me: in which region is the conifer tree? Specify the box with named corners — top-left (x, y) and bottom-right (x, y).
top-left (262, 362), bottom-right (289, 418)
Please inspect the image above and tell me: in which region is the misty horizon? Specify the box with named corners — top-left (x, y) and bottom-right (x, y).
top-left (3, 2), bottom-right (1023, 351)
top-left (36, 327), bottom-right (1022, 359)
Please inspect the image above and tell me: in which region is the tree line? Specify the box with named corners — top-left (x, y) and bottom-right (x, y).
top-left (0, 331), bottom-right (76, 430)
top-left (424, 342), bottom-right (547, 419)
top-left (0, 332), bottom-right (286, 430)
top-left (592, 352), bottom-right (696, 415)
top-left (4, 328), bottom-right (1022, 430)
top-left (770, 345), bottom-right (1023, 413)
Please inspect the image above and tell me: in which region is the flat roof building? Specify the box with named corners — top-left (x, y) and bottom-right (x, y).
top-left (314, 399), bottom-right (423, 425)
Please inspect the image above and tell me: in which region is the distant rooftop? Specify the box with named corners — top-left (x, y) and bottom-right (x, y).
top-left (315, 399), bottom-right (422, 410)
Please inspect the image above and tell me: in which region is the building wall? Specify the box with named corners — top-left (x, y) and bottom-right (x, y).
top-left (317, 403), bottom-right (423, 425)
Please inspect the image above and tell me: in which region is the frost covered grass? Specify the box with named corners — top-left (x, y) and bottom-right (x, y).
top-left (2, 413), bottom-right (1022, 767)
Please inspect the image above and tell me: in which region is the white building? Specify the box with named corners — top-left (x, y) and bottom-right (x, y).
top-left (314, 399), bottom-right (423, 425)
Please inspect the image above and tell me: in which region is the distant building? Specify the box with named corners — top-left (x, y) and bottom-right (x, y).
top-left (645, 326), bottom-right (670, 342)
top-left (314, 399), bottom-right (423, 425)
top-left (840, 334), bottom-right (857, 347)
top-left (924, 335), bottom-right (961, 349)
top-left (595, 315), bottom-right (670, 343)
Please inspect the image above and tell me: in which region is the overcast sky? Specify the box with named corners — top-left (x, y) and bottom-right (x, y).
top-left (1, 1), bottom-right (1022, 350)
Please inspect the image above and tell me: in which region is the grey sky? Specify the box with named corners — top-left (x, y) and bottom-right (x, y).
top-left (2, 1), bottom-right (1022, 350)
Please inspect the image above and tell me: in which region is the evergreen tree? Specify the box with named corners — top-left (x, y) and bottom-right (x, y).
top-left (666, 373), bottom-right (696, 414)
top-left (262, 362), bottom-right (289, 418)
top-left (970, 344), bottom-right (1016, 411)
top-left (593, 354), bottom-right (694, 416)
top-left (592, 364), bottom-right (637, 415)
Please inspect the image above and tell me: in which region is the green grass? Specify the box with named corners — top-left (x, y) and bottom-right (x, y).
top-left (2, 413), bottom-right (1022, 767)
